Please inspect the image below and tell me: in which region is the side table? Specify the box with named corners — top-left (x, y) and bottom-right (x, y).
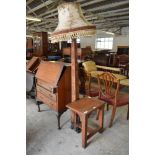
top-left (66, 98), bottom-right (105, 148)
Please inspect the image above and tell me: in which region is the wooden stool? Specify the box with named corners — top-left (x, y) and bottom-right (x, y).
top-left (66, 98), bottom-right (105, 148)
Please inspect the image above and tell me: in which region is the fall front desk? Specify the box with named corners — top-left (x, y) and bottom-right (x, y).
top-left (35, 61), bottom-right (71, 129)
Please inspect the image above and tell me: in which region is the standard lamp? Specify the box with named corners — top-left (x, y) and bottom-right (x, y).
top-left (51, 2), bottom-right (96, 102)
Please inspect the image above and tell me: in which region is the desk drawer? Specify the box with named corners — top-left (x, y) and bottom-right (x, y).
top-left (37, 92), bottom-right (57, 111)
top-left (36, 85), bottom-right (56, 101)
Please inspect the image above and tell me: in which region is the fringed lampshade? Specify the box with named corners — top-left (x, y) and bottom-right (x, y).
top-left (51, 2), bottom-right (96, 102)
top-left (51, 2), bottom-right (96, 43)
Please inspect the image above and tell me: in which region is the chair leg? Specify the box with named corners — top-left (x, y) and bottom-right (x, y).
top-left (109, 106), bottom-right (117, 128)
top-left (127, 104), bottom-right (129, 120)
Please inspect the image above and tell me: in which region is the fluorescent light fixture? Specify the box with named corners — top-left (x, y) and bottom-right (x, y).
top-left (26, 16), bottom-right (41, 22)
top-left (102, 31), bottom-right (114, 35)
top-left (26, 35), bottom-right (33, 38)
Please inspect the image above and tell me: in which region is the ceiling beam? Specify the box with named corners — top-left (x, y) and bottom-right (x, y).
top-left (33, 0), bottom-right (86, 18)
top-left (81, 0), bottom-right (107, 7)
top-left (87, 11), bottom-right (128, 19)
top-left (27, 10), bottom-right (129, 29)
top-left (28, 0), bottom-right (54, 14)
top-left (41, 1), bottom-right (129, 19)
top-left (85, 1), bottom-right (129, 12)
top-left (26, 0), bottom-right (35, 5)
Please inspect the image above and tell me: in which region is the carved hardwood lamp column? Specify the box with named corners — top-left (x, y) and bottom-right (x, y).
top-left (51, 2), bottom-right (96, 102)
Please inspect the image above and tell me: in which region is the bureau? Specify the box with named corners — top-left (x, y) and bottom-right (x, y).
top-left (35, 61), bottom-right (71, 129)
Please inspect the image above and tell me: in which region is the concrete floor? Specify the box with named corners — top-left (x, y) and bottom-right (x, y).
top-left (26, 98), bottom-right (129, 155)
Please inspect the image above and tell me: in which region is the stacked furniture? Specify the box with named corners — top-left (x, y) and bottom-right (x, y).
top-left (63, 47), bottom-right (92, 60)
top-left (116, 54), bottom-right (129, 77)
top-left (33, 32), bottom-right (48, 57)
top-left (26, 57), bottom-right (41, 98)
top-left (35, 61), bottom-right (71, 129)
top-left (26, 38), bottom-right (33, 60)
top-left (92, 50), bottom-right (111, 66)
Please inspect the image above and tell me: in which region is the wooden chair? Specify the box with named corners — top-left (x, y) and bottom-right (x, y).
top-left (97, 72), bottom-right (129, 127)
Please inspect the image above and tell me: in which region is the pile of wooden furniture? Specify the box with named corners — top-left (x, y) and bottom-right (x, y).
top-left (26, 52), bottom-right (129, 148)
top-left (26, 57), bottom-right (41, 98)
top-left (63, 47), bottom-right (92, 60)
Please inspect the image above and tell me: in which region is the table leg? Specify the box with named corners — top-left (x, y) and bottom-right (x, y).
top-left (98, 106), bottom-right (104, 133)
top-left (82, 115), bottom-right (88, 148)
top-left (71, 111), bottom-right (76, 129)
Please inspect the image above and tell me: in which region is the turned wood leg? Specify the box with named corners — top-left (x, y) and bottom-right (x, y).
top-left (127, 104), bottom-right (129, 120)
top-left (109, 106), bottom-right (117, 128)
top-left (98, 106), bottom-right (104, 133)
top-left (82, 115), bottom-right (88, 148)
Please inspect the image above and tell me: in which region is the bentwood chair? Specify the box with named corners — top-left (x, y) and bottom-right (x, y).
top-left (97, 72), bottom-right (129, 127)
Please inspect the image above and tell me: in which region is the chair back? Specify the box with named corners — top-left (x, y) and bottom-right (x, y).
top-left (97, 72), bottom-right (120, 102)
top-left (82, 61), bottom-right (97, 73)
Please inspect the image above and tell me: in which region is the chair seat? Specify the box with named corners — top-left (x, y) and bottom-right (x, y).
top-left (99, 93), bottom-right (129, 106)
top-left (90, 71), bottom-right (104, 77)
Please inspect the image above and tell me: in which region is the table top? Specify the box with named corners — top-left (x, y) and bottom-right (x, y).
top-left (66, 97), bottom-right (104, 115)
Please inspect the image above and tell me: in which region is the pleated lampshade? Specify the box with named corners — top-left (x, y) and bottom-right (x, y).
top-left (51, 2), bottom-right (96, 43)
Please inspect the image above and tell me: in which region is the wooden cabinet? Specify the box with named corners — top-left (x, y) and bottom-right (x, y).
top-left (33, 32), bottom-right (48, 56)
top-left (26, 38), bottom-right (33, 49)
top-left (35, 61), bottom-right (71, 129)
